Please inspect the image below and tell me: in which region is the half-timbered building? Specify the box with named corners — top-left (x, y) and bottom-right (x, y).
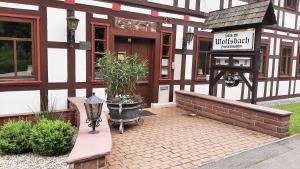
top-left (0, 0), bottom-right (299, 116)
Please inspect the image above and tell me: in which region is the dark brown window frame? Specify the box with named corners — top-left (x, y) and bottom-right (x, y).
top-left (195, 36), bottom-right (212, 81)
top-left (0, 16), bottom-right (38, 82)
top-left (91, 22), bottom-right (109, 83)
top-left (258, 43), bottom-right (269, 79)
top-left (279, 44), bottom-right (293, 78)
top-left (284, 0), bottom-right (298, 10)
top-left (296, 46), bottom-right (300, 78)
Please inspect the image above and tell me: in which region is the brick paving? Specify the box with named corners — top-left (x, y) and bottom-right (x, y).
top-left (106, 107), bottom-right (277, 169)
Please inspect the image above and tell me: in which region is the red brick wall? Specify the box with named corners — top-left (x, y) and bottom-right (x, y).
top-left (0, 110), bottom-right (77, 126)
top-left (176, 91), bottom-right (291, 138)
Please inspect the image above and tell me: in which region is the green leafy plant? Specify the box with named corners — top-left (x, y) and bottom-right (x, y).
top-left (30, 119), bottom-right (75, 156)
top-left (0, 120), bottom-right (32, 154)
top-left (97, 52), bottom-right (148, 103)
top-left (33, 99), bottom-right (63, 121)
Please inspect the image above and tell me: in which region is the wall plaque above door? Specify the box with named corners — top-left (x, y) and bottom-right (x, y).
top-left (115, 17), bottom-right (156, 32)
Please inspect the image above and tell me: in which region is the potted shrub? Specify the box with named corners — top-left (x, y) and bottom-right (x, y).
top-left (97, 52), bottom-right (148, 133)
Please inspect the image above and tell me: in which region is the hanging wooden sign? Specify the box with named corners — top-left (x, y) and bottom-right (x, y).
top-left (212, 29), bottom-right (255, 51)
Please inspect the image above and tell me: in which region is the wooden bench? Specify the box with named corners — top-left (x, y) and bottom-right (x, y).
top-left (67, 97), bottom-right (112, 169)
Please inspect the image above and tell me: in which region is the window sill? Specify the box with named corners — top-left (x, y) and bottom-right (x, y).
top-left (159, 78), bottom-right (172, 82)
top-left (278, 75), bottom-right (291, 80)
top-left (91, 80), bottom-right (104, 85)
top-left (0, 80), bottom-right (42, 86)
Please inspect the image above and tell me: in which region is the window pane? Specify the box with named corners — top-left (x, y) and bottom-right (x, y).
top-left (163, 34), bottom-right (170, 45)
top-left (0, 40), bottom-right (14, 78)
top-left (282, 48), bottom-right (291, 75)
top-left (0, 21), bottom-right (31, 38)
top-left (95, 27), bottom-right (105, 40)
top-left (259, 46), bottom-right (266, 75)
top-left (94, 53), bottom-right (104, 80)
top-left (197, 40), bottom-right (212, 77)
top-left (95, 41), bottom-right (105, 53)
top-left (17, 41), bottom-right (32, 77)
top-left (200, 41), bottom-right (212, 51)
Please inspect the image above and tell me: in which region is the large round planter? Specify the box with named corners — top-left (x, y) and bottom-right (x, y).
top-left (107, 101), bottom-right (143, 134)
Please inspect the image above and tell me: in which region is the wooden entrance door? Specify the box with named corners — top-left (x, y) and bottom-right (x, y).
top-left (114, 36), bottom-right (154, 107)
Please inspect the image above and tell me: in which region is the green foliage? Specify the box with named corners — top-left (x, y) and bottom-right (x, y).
top-left (34, 99), bottom-right (62, 121)
top-left (30, 119), bottom-right (75, 156)
top-left (0, 120), bottom-right (32, 154)
top-left (273, 103), bottom-right (300, 135)
top-left (97, 52), bottom-right (148, 101)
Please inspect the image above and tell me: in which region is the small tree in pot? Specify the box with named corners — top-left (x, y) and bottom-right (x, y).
top-left (97, 52), bottom-right (148, 133)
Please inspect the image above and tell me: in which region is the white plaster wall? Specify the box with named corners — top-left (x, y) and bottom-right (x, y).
top-left (292, 60), bottom-right (297, 77)
top-left (158, 85), bottom-right (170, 103)
top-left (75, 0), bottom-right (112, 8)
top-left (93, 88), bottom-right (108, 111)
top-left (76, 89), bottom-right (86, 97)
top-left (295, 80), bottom-right (300, 94)
top-left (274, 59), bottom-right (279, 78)
top-left (266, 81), bottom-right (271, 97)
top-left (290, 80), bottom-right (295, 95)
top-left (257, 82), bottom-right (265, 98)
top-left (148, 0), bottom-right (173, 6)
top-left (121, 5), bottom-right (151, 15)
top-left (173, 85), bottom-right (180, 102)
top-left (48, 89), bottom-right (68, 110)
top-left (194, 84), bottom-right (209, 95)
top-left (200, 0), bottom-right (220, 12)
top-left (177, 0), bottom-right (185, 8)
top-left (272, 82), bottom-right (277, 96)
top-left (270, 37), bottom-right (275, 56)
top-left (294, 41), bottom-right (298, 57)
top-left (224, 0), bottom-right (229, 9)
top-left (244, 85), bottom-right (249, 100)
top-left (268, 58), bottom-right (273, 78)
top-left (48, 48), bottom-right (68, 83)
top-left (184, 55), bottom-right (193, 80)
top-left (225, 84), bottom-right (242, 100)
top-left (187, 27), bottom-right (194, 50)
top-left (275, 38), bottom-right (280, 56)
top-left (93, 13), bottom-right (108, 19)
top-left (284, 12), bottom-right (296, 29)
top-left (176, 25), bottom-right (184, 49)
top-left (189, 0), bottom-right (196, 10)
top-left (47, 7), bottom-right (67, 42)
top-left (278, 81), bottom-right (289, 96)
top-left (158, 12), bottom-right (184, 20)
top-left (75, 11), bottom-right (86, 43)
top-left (278, 11), bottom-right (283, 27)
top-left (280, 0), bottom-right (284, 7)
top-left (297, 17), bottom-right (300, 30)
top-left (217, 84), bottom-right (222, 97)
top-left (0, 91), bottom-right (40, 115)
top-left (75, 50), bottom-right (86, 82)
top-left (274, 0), bottom-right (279, 6)
top-left (0, 2), bottom-right (38, 10)
top-left (173, 54), bottom-right (182, 80)
top-left (184, 85), bottom-right (191, 91)
top-left (231, 0), bottom-right (247, 7)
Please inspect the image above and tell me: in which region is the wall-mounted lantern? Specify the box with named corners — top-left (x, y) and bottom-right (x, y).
top-left (84, 93), bottom-right (105, 134)
top-left (67, 14), bottom-right (79, 48)
top-left (182, 28), bottom-right (194, 53)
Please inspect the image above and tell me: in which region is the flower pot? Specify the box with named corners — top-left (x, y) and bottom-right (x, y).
top-left (107, 101), bottom-right (142, 134)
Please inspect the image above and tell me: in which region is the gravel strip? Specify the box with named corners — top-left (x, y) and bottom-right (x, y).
top-left (0, 153), bottom-right (69, 169)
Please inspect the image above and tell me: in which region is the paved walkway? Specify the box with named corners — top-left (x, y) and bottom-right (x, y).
top-left (198, 134), bottom-right (300, 169)
top-left (106, 107), bottom-right (277, 169)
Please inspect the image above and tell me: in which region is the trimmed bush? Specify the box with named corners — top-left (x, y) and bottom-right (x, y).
top-left (30, 119), bottom-right (75, 156)
top-left (0, 120), bottom-right (32, 154)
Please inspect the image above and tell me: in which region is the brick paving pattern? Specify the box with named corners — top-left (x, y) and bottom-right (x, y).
top-left (106, 107), bottom-right (277, 169)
